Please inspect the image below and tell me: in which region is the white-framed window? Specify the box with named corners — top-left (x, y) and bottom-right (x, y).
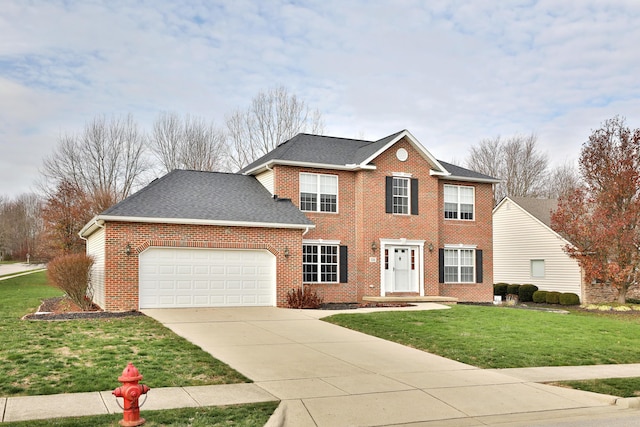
top-left (444, 248), bottom-right (475, 283)
top-left (444, 184), bottom-right (475, 220)
top-left (303, 244), bottom-right (338, 283)
top-left (531, 259), bottom-right (545, 278)
top-left (300, 173), bottom-right (338, 213)
top-left (392, 177), bottom-right (409, 214)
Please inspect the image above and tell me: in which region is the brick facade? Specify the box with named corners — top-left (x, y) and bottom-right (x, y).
top-left (101, 222), bottom-right (302, 311)
top-left (94, 134), bottom-right (495, 310)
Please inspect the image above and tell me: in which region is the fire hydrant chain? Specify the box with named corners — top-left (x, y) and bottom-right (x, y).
top-left (113, 362), bottom-right (151, 427)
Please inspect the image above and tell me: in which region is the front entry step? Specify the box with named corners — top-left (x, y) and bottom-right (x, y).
top-left (363, 296), bottom-right (458, 305)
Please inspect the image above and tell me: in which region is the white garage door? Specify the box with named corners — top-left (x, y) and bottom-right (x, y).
top-left (139, 248), bottom-right (276, 308)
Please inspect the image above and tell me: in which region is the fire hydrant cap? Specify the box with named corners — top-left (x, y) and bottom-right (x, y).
top-left (118, 362), bottom-right (143, 382)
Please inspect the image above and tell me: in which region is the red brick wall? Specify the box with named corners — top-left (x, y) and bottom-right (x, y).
top-left (101, 222), bottom-right (303, 311)
top-left (272, 136), bottom-right (494, 303)
top-left (439, 180), bottom-right (494, 302)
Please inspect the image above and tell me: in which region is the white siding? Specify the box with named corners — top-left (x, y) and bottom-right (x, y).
top-left (256, 170), bottom-right (274, 195)
top-left (493, 200), bottom-right (583, 300)
top-left (86, 227), bottom-right (106, 308)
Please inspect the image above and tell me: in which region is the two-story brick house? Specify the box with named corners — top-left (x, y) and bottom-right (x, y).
top-left (80, 129), bottom-right (498, 311)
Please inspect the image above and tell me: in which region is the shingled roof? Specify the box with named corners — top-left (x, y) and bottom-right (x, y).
top-left (509, 196), bottom-right (559, 228)
top-left (241, 130), bottom-right (499, 183)
top-left (81, 170), bottom-right (314, 235)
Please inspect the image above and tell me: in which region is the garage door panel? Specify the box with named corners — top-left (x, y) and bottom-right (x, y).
top-left (139, 248), bottom-right (275, 308)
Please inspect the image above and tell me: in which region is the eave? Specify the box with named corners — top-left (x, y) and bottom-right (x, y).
top-left (79, 215), bottom-right (315, 238)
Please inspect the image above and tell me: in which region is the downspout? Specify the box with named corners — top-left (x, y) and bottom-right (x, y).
top-left (78, 218), bottom-right (105, 242)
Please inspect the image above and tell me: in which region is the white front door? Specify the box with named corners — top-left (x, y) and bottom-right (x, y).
top-left (394, 248), bottom-right (411, 291)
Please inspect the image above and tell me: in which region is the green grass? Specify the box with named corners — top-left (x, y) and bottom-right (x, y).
top-left (552, 378), bottom-right (640, 398)
top-left (0, 272), bottom-right (249, 397)
top-left (324, 305), bottom-right (640, 369)
top-left (1, 402), bottom-right (278, 426)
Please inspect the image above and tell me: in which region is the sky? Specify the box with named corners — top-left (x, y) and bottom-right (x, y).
top-left (1, 0), bottom-right (639, 198)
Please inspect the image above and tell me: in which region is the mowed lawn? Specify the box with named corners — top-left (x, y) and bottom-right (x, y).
top-left (324, 304), bottom-right (640, 369)
top-left (0, 272), bottom-right (249, 397)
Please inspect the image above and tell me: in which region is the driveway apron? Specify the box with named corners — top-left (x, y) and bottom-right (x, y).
top-left (143, 306), bottom-right (627, 427)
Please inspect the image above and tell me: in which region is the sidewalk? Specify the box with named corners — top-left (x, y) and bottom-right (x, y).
top-left (1, 361), bottom-right (639, 424)
top-left (0, 263), bottom-right (46, 281)
top-left (0, 383), bottom-right (278, 423)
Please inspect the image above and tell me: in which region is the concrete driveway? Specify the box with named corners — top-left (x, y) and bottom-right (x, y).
top-left (143, 305), bottom-right (630, 426)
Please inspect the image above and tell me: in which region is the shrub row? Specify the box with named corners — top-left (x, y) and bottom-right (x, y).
top-left (532, 290), bottom-right (580, 305)
top-left (494, 283), bottom-right (580, 306)
top-left (492, 283), bottom-right (539, 302)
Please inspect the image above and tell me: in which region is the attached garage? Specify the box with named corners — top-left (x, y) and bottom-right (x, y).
top-left (139, 247), bottom-right (276, 308)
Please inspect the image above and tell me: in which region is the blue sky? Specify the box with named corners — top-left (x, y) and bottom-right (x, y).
top-left (1, 0), bottom-right (639, 197)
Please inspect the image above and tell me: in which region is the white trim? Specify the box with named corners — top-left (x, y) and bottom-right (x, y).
top-left (392, 172), bottom-right (412, 177)
top-left (299, 172), bottom-right (339, 214)
top-left (360, 130), bottom-right (450, 175)
top-left (244, 159), bottom-right (376, 175)
top-left (441, 174), bottom-right (501, 183)
top-left (378, 238), bottom-right (425, 296)
top-left (80, 215), bottom-right (315, 237)
top-left (444, 243), bottom-right (478, 249)
top-left (303, 239), bottom-right (341, 245)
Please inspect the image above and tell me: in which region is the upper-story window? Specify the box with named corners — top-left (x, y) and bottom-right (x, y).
top-left (444, 184), bottom-right (474, 220)
top-left (300, 173), bottom-right (338, 213)
top-left (392, 177), bottom-right (409, 214)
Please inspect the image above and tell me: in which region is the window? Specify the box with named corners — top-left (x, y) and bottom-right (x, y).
top-left (444, 249), bottom-right (475, 283)
top-left (300, 173), bottom-right (337, 213)
top-left (392, 177), bottom-right (409, 214)
top-left (444, 185), bottom-right (474, 220)
top-left (303, 244), bottom-right (338, 283)
top-left (531, 260), bottom-right (545, 278)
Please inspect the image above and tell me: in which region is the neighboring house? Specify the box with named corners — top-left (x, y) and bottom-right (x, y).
top-left (80, 129), bottom-right (499, 311)
top-left (493, 196), bottom-right (585, 300)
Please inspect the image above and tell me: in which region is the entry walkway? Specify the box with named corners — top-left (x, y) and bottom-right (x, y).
top-left (2, 304), bottom-right (640, 425)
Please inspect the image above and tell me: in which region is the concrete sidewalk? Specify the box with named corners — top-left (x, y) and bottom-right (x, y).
top-left (0, 383), bottom-right (278, 423)
top-left (0, 263), bottom-right (46, 281)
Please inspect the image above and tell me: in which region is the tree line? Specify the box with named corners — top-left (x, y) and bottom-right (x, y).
top-left (1, 86), bottom-right (323, 261)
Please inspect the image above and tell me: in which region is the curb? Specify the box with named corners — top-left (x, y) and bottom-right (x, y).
top-left (264, 401), bottom-right (285, 427)
top-left (615, 397), bottom-right (640, 409)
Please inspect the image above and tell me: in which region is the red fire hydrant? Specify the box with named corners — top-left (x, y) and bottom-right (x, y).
top-left (113, 362), bottom-right (150, 427)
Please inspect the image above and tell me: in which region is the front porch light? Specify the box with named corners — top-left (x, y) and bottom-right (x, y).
top-left (371, 241), bottom-right (377, 252)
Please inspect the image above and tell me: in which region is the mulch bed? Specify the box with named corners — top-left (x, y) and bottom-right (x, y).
top-left (23, 296), bottom-right (144, 321)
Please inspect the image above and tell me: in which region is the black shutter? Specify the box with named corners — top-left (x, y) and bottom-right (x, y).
top-left (385, 176), bottom-right (393, 213)
top-left (339, 246), bottom-right (348, 283)
top-left (411, 178), bottom-right (419, 215)
top-left (438, 248), bottom-right (445, 283)
top-left (476, 249), bottom-right (483, 283)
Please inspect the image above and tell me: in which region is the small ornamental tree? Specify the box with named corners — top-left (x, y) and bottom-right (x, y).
top-left (47, 253), bottom-right (95, 310)
top-left (551, 116), bottom-right (640, 303)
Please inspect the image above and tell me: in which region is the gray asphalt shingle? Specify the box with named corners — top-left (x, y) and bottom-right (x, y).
top-left (101, 170), bottom-right (313, 226)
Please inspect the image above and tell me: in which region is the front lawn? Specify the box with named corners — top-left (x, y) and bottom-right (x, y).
top-left (1, 402), bottom-right (278, 427)
top-left (324, 304), bottom-right (640, 369)
top-left (0, 272), bottom-right (249, 397)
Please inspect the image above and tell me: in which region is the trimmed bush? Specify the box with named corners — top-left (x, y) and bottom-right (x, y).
top-left (47, 253), bottom-right (95, 311)
top-left (519, 284), bottom-right (539, 302)
top-left (532, 290), bottom-right (548, 303)
top-left (506, 284), bottom-right (521, 296)
top-left (546, 291), bottom-right (561, 304)
top-left (559, 293), bottom-right (580, 306)
top-left (494, 283), bottom-right (508, 299)
top-left (286, 286), bottom-right (324, 309)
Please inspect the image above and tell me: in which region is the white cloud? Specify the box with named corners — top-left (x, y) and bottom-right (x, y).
top-left (1, 0), bottom-right (640, 197)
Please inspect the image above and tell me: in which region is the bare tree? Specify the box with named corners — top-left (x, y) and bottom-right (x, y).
top-left (544, 162), bottom-right (581, 199)
top-left (226, 86), bottom-right (325, 170)
top-left (0, 193), bottom-right (43, 260)
top-left (150, 112), bottom-right (227, 173)
top-left (40, 114), bottom-right (149, 213)
top-left (466, 133), bottom-right (548, 204)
